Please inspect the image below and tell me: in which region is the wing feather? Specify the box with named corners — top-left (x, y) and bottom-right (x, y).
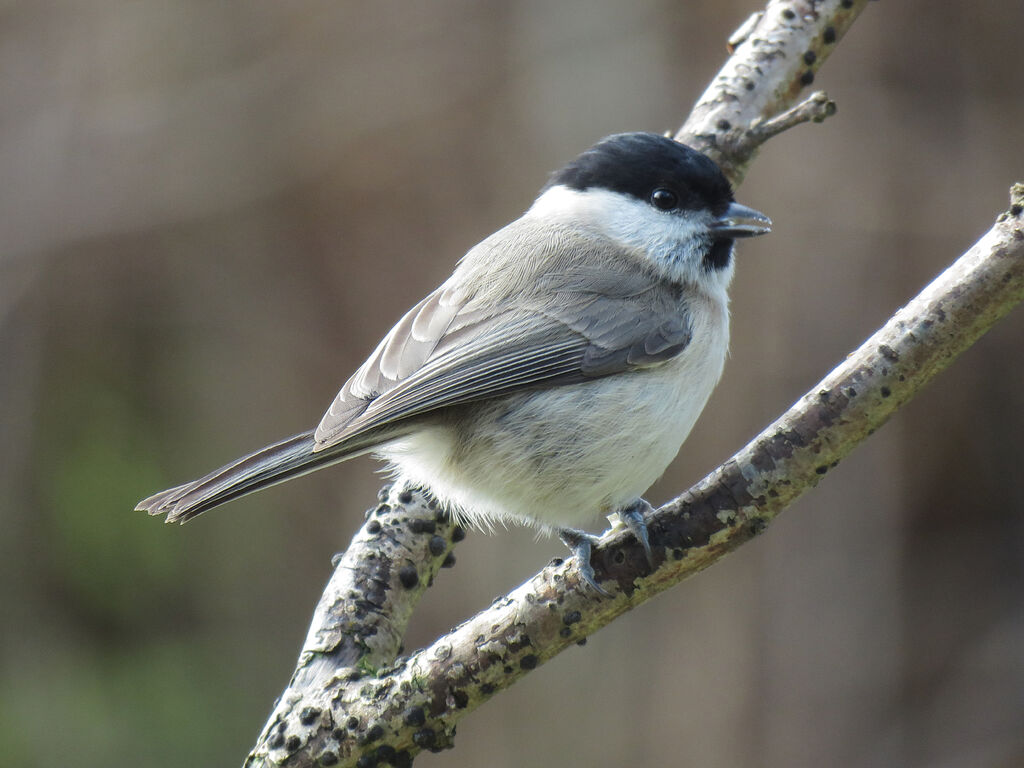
top-left (313, 265), bottom-right (692, 451)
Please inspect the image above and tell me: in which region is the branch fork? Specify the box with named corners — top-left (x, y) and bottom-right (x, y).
top-left (238, 3), bottom-right (1024, 767)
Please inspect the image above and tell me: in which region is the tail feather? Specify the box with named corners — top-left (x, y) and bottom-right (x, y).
top-left (136, 430), bottom-right (378, 524)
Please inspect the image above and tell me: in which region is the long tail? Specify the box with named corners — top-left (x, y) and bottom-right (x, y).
top-left (135, 430), bottom-right (379, 524)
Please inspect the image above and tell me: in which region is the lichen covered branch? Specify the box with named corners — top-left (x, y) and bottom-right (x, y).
top-left (678, 0), bottom-right (870, 185)
top-left (244, 490), bottom-right (460, 768)
top-left (258, 189), bottom-right (1023, 767)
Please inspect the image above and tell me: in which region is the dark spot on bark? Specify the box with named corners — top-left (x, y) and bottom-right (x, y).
top-left (375, 503), bottom-right (391, 516)
top-left (398, 565), bottom-right (419, 589)
top-left (480, 682), bottom-right (495, 695)
top-left (374, 745), bottom-right (396, 764)
top-left (508, 633), bottom-right (532, 652)
top-left (503, 665), bottom-right (513, 674)
top-left (441, 552), bottom-right (456, 568)
top-left (841, 0), bottom-right (853, 7)
top-left (1011, 203), bottom-right (1023, 216)
top-left (333, 728), bottom-right (347, 742)
top-left (816, 465), bottom-right (828, 475)
top-left (782, 7), bottom-right (796, 18)
top-left (673, 548), bottom-right (684, 560)
top-left (560, 627), bottom-right (572, 638)
top-left (717, 119), bottom-right (731, 131)
top-left (846, 387), bottom-right (857, 397)
top-left (363, 724), bottom-right (384, 744)
top-left (377, 485), bottom-right (392, 502)
top-left (320, 750), bottom-right (339, 766)
top-left (881, 386), bottom-right (891, 398)
top-left (879, 344), bottom-right (899, 361)
top-left (299, 707), bottom-right (321, 726)
top-left (347, 716), bottom-right (360, 730)
top-left (800, 70), bottom-right (815, 86)
top-left (397, 489), bottom-right (413, 504)
top-left (392, 750), bottom-right (413, 768)
top-left (803, 50), bottom-right (817, 65)
top-left (428, 535), bottom-right (447, 557)
top-left (355, 756), bottom-right (377, 768)
top-left (285, 735), bottom-right (302, 752)
top-left (563, 610), bottom-right (582, 625)
top-left (550, 557), bottom-right (564, 567)
top-left (748, 518), bottom-right (767, 537)
top-left (745, 80), bottom-right (755, 90)
top-left (613, 550), bottom-right (626, 565)
top-left (520, 654), bottom-right (539, 670)
top-left (268, 733), bottom-right (285, 749)
top-left (823, 26), bottom-right (836, 43)
top-left (451, 526), bottom-right (466, 542)
top-left (576, 638), bottom-right (588, 646)
top-left (402, 707), bottom-right (426, 727)
top-left (367, 520), bottom-right (381, 534)
top-left (768, 489), bottom-right (779, 498)
top-left (412, 729), bottom-right (436, 749)
top-left (407, 519), bottom-right (436, 534)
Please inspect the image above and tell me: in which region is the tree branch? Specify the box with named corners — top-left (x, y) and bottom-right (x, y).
top-left (239, 1), bottom-right (941, 765)
top-left (252, 186), bottom-right (1023, 767)
top-left (678, 0), bottom-right (867, 182)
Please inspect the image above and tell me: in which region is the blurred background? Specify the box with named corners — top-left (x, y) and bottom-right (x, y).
top-left (2, 1), bottom-right (1022, 766)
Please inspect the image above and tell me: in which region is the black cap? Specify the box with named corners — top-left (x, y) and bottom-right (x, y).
top-left (546, 132), bottom-right (734, 215)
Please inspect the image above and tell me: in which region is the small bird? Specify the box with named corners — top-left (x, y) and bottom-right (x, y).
top-left (137, 132), bottom-right (771, 593)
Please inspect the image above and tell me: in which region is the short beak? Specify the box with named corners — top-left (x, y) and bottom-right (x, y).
top-left (712, 202), bottom-right (772, 238)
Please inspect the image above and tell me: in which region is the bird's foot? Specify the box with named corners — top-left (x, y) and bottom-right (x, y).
top-left (558, 528), bottom-right (612, 597)
top-left (618, 498), bottom-right (655, 569)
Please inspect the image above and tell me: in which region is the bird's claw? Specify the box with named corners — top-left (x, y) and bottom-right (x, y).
top-left (557, 499), bottom-right (655, 596)
top-left (619, 499), bottom-right (655, 569)
top-left (558, 528), bottom-right (612, 597)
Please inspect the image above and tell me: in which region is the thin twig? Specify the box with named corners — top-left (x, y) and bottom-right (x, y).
top-left (748, 90), bottom-right (837, 142)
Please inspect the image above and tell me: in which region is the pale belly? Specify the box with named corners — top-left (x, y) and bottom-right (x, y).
top-left (378, 321), bottom-right (728, 531)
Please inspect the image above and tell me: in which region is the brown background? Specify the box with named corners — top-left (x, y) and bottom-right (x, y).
top-left (2, 1), bottom-right (1023, 766)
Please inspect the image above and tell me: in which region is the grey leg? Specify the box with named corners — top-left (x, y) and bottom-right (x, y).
top-left (619, 498), bottom-right (655, 569)
top-left (558, 528), bottom-right (612, 597)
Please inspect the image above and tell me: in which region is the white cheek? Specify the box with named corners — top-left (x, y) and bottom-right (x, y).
top-left (528, 185), bottom-right (728, 288)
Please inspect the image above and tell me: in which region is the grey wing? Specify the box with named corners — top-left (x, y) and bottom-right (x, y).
top-left (313, 271), bottom-right (692, 450)
top-left (313, 281), bottom-right (479, 441)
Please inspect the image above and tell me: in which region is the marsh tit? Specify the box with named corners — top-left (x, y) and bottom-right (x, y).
top-left (137, 132), bottom-right (771, 593)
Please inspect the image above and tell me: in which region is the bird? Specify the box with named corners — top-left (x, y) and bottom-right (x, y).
top-left (137, 132), bottom-right (771, 594)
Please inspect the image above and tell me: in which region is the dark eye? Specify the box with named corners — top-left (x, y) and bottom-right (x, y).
top-left (650, 188), bottom-right (678, 211)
